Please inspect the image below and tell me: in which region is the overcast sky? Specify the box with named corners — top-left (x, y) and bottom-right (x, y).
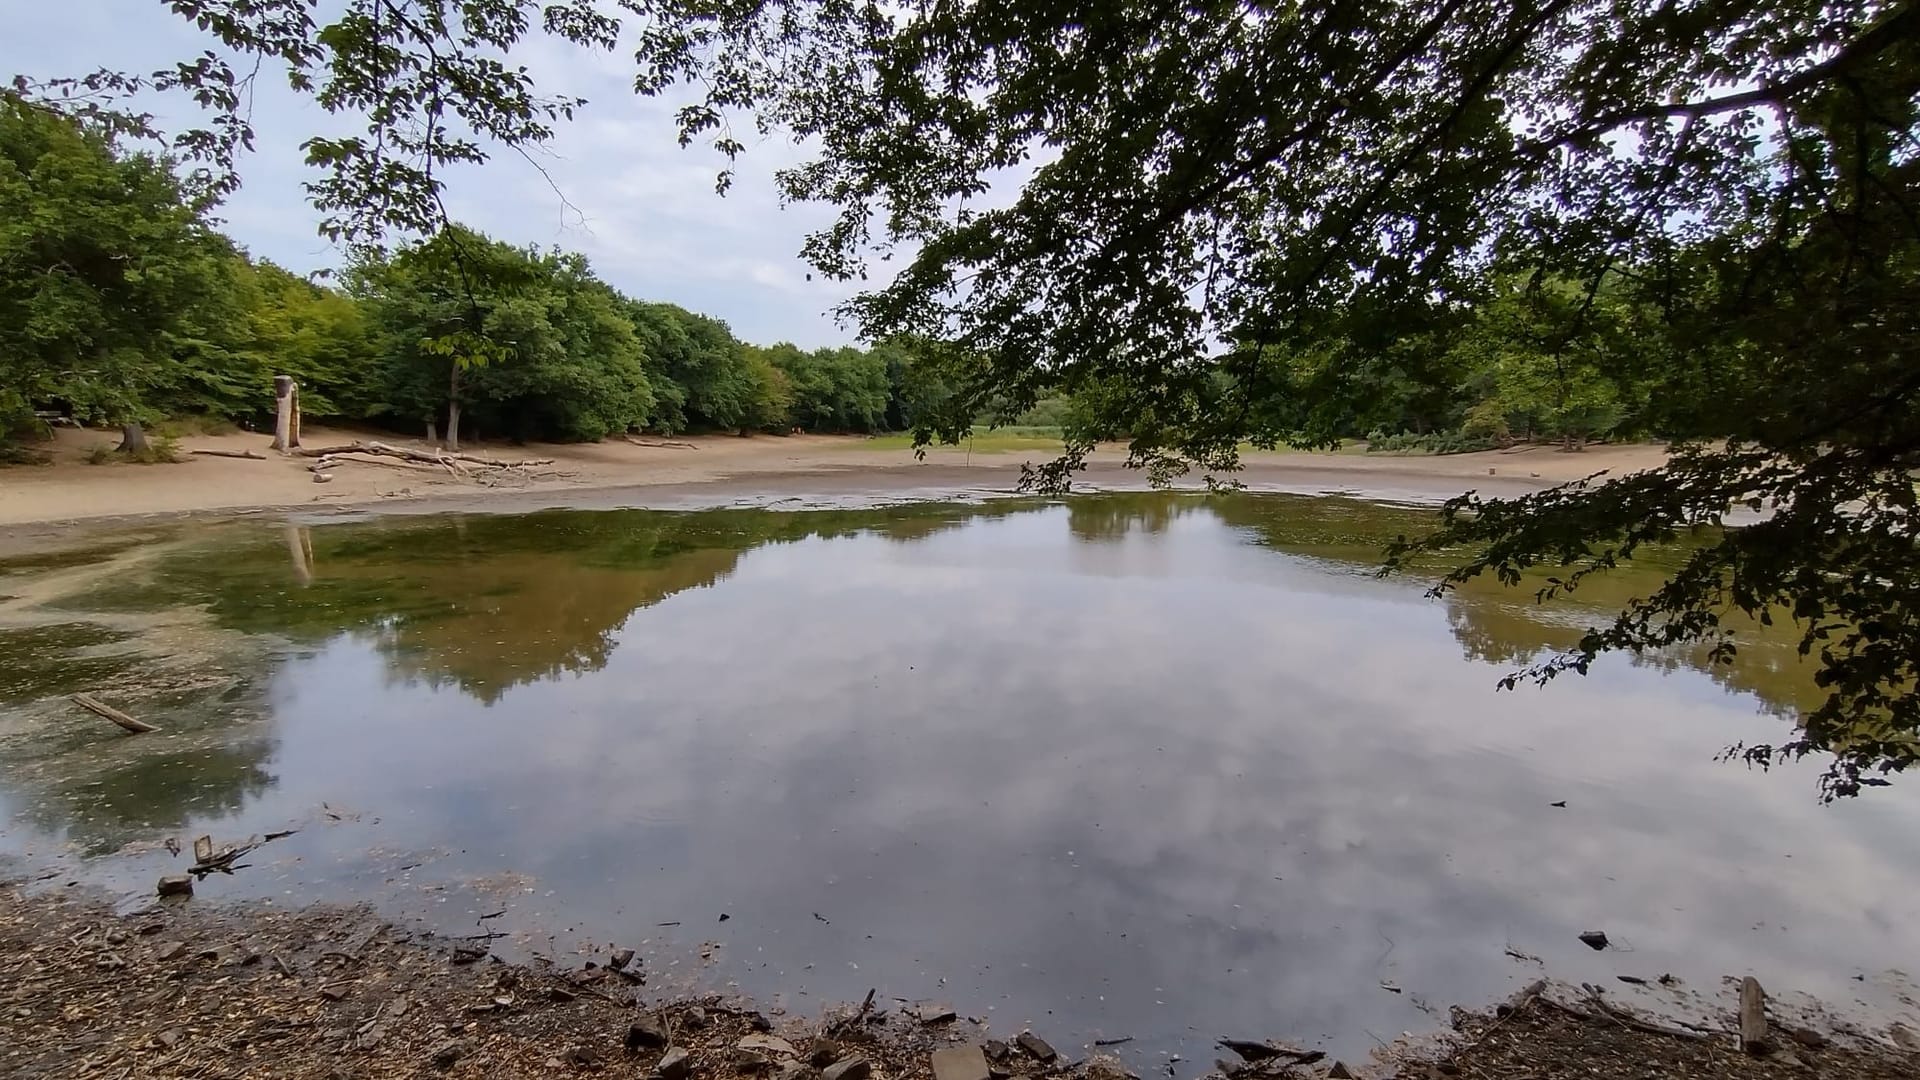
top-left (4, 5), bottom-right (863, 347)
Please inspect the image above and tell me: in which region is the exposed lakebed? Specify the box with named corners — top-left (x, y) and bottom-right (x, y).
top-left (2, 493), bottom-right (1916, 1062)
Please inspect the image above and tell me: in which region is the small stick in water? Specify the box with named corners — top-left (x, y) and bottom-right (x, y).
top-left (71, 693), bottom-right (157, 734)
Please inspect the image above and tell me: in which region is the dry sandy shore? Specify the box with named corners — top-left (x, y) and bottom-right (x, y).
top-left (0, 426), bottom-right (1669, 547)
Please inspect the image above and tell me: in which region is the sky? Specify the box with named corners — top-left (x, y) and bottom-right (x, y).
top-left (3, 5), bottom-right (864, 348)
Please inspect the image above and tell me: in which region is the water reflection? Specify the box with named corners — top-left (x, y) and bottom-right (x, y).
top-left (2, 494), bottom-right (1911, 1062)
top-left (42, 495), bottom-right (1818, 722)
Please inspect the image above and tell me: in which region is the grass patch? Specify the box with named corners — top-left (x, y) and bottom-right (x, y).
top-left (84, 435), bottom-right (184, 465)
top-left (0, 445), bottom-right (52, 466)
top-left (863, 430), bottom-right (1070, 454)
top-left (155, 415), bottom-right (240, 438)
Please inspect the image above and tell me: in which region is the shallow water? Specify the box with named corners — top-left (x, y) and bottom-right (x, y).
top-left (2, 493), bottom-right (1916, 1061)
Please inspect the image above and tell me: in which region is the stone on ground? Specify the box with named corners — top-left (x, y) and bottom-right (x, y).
top-left (658, 1046), bottom-right (694, 1080)
top-left (822, 1057), bottom-right (873, 1080)
top-left (626, 1016), bottom-right (670, 1050)
top-left (931, 1045), bottom-right (990, 1080)
top-left (1015, 1032), bottom-right (1057, 1063)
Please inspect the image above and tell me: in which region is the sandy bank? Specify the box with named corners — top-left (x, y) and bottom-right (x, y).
top-left (0, 427), bottom-right (1667, 537)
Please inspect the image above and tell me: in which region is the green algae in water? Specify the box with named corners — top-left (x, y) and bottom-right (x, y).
top-left (0, 534), bottom-right (168, 579)
top-left (0, 623), bottom-right (139, 704)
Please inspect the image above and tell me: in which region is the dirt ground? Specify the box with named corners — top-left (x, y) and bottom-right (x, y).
top-left (0, 425), bottom-right (1669, 539)
top-left (3, 880), bottom-right (1912, 1080)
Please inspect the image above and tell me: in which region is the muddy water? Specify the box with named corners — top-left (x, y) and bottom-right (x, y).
top-left (1, 494), bottom-right (1916, 1061)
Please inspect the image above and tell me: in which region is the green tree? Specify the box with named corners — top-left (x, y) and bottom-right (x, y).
top-left (354, 227), bottom-right (654, 446)
top-left (234, 259), bottom-right (377, 422)
top-left (765, 343), bottom-right (891, 432)
top-left (627, 301), bottom-right (787, 433)
top-left (655, 0), bottom-right (1915, 797)
top-left (1436, 275), bottom-right (1644, 447)
top-left (0, 94), bottom-right (234, 454)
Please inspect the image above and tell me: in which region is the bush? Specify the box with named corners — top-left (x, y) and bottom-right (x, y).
top-left (0, 445), bottom-right (51, 466)
top-left (85, 434), bottom-right (184, 464)
top-left (128, 434), bottom-right (184, 464)
top-left (155, 415), bottom-right (240, 438)
top-left (1364, 429), bottom-right (1496, 455)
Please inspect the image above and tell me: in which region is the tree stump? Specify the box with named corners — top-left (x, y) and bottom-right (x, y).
top-left (272, 376), bottom-right (297, 452)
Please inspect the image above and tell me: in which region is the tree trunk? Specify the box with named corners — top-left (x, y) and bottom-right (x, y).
top-left (272, 375), bottom-right (296, 452)
top-left (446, 365), bottom-right (462, 453)
top-left (117, 423), bottom-right (150, 455)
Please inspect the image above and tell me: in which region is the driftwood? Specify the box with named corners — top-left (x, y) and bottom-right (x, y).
top-left (826, 988), bottom-right (877, 1038)
top-left (1739, 977), bottom-right (1770, 1053)
top-left (71, 693), bottom-right (157, 733)
top-left (294, 440), bottom-right (551, 470)
top-left (189, 448), bottom-right (266, 460)
top-left (1535, 991), bottom-right (1713, 1043)
top-left (188, 830), bottom-right (296, 877)
top-left (624, 436), bottom-right (698, 450)
top-left (310, 454), bottom-right (447, 476)
top-left (1447, 979), bottom-right (1545, 1064)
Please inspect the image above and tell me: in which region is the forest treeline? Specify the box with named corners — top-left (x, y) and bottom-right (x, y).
top-left (1, 96), bottom-right (951, 455)
top-left (3, 92), bottom-right (1649, 459)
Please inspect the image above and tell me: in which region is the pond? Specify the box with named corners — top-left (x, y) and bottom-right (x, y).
top-left (2, 493), bottom-right (1916, 1062)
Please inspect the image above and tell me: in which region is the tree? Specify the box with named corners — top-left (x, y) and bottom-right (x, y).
top-left (232, 259), bottom-right (377, 422)
top-left (22, 1), bottom-right (1920, 794)
top-left (626, 302), bottom-right (788, 433)
top-left (650, 0), bottom-right (1920, 797)
top-left (0, 94), bottom-right (234, 454)
top-left (1435, 275), bottom-right (1645, 448)
top-left (764, 343), bottom-right (891, 432)
top-left (355, 227), bottom-right (655, 446)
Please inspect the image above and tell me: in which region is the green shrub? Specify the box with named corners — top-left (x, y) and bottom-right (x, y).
top-left (128, 434), bottom-right (185, 464)
top-left (1364, 429), bottom-right (1496, 455)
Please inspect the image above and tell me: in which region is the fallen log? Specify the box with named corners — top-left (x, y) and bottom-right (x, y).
top-left (443, 449), bottom-right (553, 468)
top-left (71, 693), bottom-right (157, 734)
top-left (296, 440), bottom-right (549, 471)
top-left (624, 436), bottom-right (697, 450)
top-left (189, 448), bottom-right (267, 460)
top-left (364, 440), bottom-right (467, 469)
top-left (311, 454), bottom-right (447, 475)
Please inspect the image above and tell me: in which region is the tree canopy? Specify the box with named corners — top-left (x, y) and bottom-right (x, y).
top-left (13, 0), bottom-right (1920, 795)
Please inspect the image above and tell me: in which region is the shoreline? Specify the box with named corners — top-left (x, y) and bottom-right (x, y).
top-left (4, 875), bottom-right (1914, 1080)
top-left (0, 427), bottom-right (1670, 556)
